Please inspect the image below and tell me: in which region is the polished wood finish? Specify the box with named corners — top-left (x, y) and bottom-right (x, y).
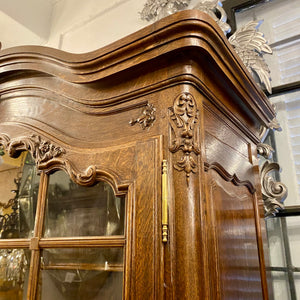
top-left (0, 10), bottom-right (275, 299)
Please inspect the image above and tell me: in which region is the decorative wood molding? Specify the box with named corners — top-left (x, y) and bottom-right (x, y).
top-left (0, 134), bottom-right (65, 167)
top-left (129, 103), bottom-right (156, 130)
top-left (204, 161), bottom-right (256, 194)
top-left (0, 133), bottom-right (125, 191)
top-left (169, 92), bottom-right (200, 184)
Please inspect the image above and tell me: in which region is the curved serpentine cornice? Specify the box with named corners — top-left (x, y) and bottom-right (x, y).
top-left (0, 10), bottom-right (274, 127)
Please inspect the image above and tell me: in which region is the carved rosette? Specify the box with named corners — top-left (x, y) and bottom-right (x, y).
top-left (169, 92), bottom-right (200, 184)
top-left (0, 133), bottom-right (65, 168)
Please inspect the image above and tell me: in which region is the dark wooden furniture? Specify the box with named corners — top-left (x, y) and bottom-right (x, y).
top-left (0, 10), bottom-right (275, 299)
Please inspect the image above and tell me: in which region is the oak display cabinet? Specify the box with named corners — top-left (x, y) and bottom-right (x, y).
top-left (0, 10), bottom-right (275, 299)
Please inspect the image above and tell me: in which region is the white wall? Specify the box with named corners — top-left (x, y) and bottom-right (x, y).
top-left (46, 0), bottom-right (148, 52)
top-left (0, 0), bottom-right (53, 49)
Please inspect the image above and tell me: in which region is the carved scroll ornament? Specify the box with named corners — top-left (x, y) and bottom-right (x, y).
top-left (169, 92), bottom-right (200, 184)
top-left (257, 143), bottom-right (287, 217)
top-left (257, 143), bottom-right (274, 159)
top-left (260, 161), bottom-right (287, 217)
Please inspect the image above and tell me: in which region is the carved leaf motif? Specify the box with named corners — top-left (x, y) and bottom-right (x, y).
top-left (229, 21), bottom-right (273, 93)
top-left (169, 92), bottom-right (200, 184)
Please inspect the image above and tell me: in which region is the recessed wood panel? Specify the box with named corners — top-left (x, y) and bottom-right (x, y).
top-left (207, 171), bottom-right (263, 299)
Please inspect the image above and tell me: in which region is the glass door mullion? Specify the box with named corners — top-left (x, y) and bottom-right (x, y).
top-left (27, 172), bottom-right (49, 300)
top-left (39, 236), bottom-right (125, 248)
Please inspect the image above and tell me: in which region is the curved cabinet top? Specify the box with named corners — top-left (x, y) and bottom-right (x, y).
top-left (0, 10), bottom-right (275, 138)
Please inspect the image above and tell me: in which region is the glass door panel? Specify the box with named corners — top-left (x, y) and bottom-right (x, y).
top-left (39, 248), bottom-right (123, 300)
top-left (0, 249), bottom-right (31, 299)
top-left (0, 152), bottom-right (39, 239)
top-left (43, 171), bottom-right (125, 238)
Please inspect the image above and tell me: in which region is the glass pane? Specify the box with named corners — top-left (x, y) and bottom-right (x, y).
top-left (0, 249), bottom-right (31, 299)
top-left (0, 151), bottom-right (39, 239)
top-left (44, 171), bottom-right (125, 237)
top-left (286, 216), bottom-right (300, 267)
top-left (270, 90), bottom-right (300, 206)
top-left (294, 272), bottom-right (300, 300)
top-left (39, 248), bottom-right (123, 300)
top-left (266, 217), bottom-right (286, 267)
top-left (271, 271), bottom-right (291, 300)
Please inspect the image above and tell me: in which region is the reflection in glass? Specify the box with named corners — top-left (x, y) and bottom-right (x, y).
top-left (40, 248), bottom-right (123, 300)
top-left (266, 217), bottom-right (286, 268)
top-left (0, 249), bottom-right (31, 299)
top-left (270, 271), bottom-right (291, 300)
top-left (0, 151), bottom-right (39, 239)
top-left (44, 171), bottom-right (125, 238)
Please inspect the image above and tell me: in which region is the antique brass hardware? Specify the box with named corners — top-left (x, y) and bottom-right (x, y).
top-left (162, 160), bottom-right (168, 243)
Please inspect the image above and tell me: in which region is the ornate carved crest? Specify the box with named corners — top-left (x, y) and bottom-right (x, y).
top-left (129, 103), bottom-right (156, 130)
top-left (169, 92), bottom-right (200, 183)
top-left (0, 134), bottom-right (65, 167)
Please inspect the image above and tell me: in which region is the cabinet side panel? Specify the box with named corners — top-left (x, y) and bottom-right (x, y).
top-left (207, 171), bottom-right (264, 299)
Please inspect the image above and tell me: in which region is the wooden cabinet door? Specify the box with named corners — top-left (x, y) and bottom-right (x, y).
top-left (0, 136), bottom-right (164, 300)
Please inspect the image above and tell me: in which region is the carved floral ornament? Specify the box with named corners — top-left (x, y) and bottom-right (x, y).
top-left (129, 103), bottom-right (156, 130)
top-left (168, 92), bottom-right (200, 184)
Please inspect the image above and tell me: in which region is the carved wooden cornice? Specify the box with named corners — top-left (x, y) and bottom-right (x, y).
top-left (0, 10), bottom-right (275, 131)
